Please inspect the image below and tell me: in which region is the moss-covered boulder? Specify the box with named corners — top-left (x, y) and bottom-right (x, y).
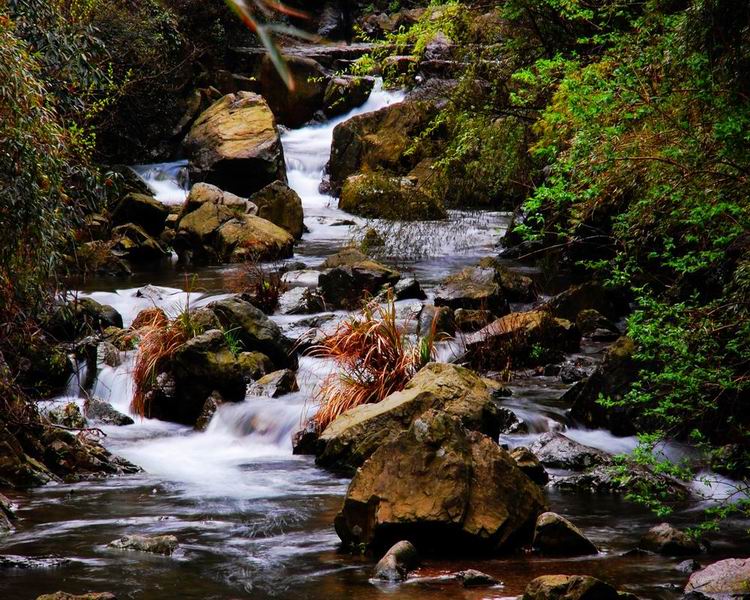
top-left (339, 173), bottom-right (446, 220)
top-left (434, 267), bottom-right (509, 314)
top-left (316, 362), bottom-right (504, 473)
top-left (183, 92), bottom-right (286, 197)
top-left (334, 409), bottom-right (547, 554)
top-left (328, 100), bottom-right (436, 193)
top-left (250, 180), bottom-right (304, 239)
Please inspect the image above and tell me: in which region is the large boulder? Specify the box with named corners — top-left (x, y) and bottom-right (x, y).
top-left (339, 173), bottom-right (446, 220)
top-left (111, 193), bottom-right (168, 236)
top-left (465, 311), bottom-right (581, 369)
top-left (84, 398), bottom-right (133, 426)
top-left (260, 55), bottom-right (330, 127)
top-left (328, 100), bottom-right (436, 193)
top-left (152, 329), bottom-right (246, 425)
top-left (249, 180), bottom-right (304, 239)
top-left (566, 336), bottom-right (640, 435)
top-left (318, 248), bottom-right (400, 310)
top-left (523, 575), bottom-right (620, 600)
top-left (434, 267), bottom-right (509, 314)
top-left (175, 194), bottom-right (294, 264)
top-left (540, 282), bottom-right (629, 322)
top-left (477, 257), bottom-right (537, 302)
top-left (684, 558), bottom-right (750, 598)
top-left (316, 362), bottom-right (505, 473)
top-left (183, 92), bottom-right (286, 197)
top-left (334, 410), bottom-right (547, 554)
top-left (324, 76), bottom-right (374, 117)
top-left (181, 182), bottom-right (257, 217)
top-left (208, 295), bottom-right (297, 368)
top-left (532, 512), bottom-right (598, 556)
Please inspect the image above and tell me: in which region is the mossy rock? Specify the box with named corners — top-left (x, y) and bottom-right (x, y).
top-left (339, 173), bottom-right (446, 221)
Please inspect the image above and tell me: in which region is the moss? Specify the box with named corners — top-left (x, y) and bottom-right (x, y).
top-left (339, 173), bottom-right (446, 221)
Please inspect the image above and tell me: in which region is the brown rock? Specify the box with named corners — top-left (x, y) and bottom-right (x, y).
top-left (523, 575), bottom-right (620, 600)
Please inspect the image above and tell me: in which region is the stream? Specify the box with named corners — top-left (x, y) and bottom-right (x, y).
top-left (1, 82), bottom-right (747, 600)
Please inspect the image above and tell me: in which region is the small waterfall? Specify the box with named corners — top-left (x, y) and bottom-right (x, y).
top-left (131, 160), bottom-right (189, 205)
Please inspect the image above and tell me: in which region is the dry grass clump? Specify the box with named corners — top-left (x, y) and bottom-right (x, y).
top-left (226, 256), bottom-right (287, 314)
top-left (310, 293), bottom-right (437, 431)
top-left (130, 307), bottom-right (196, 418)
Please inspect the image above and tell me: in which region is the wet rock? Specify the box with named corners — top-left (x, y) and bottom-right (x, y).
top-left (529, 433), bottom-right (609, 471)
top-left (318, 248), bottom-right (400, 310)
top-left (454, 308), bottom-right (493, 332)
top-left (249, 180), bottom-right (304, 239)
top-left (48, 403), bottom-right (87, 429)
top-left (393, 277), bottom-right (426, 301)
top-left (84, 398), bottom-right (133, 426)
top-left (324, 76), bottom-right (374, 118)
top-left (334, 410), bottom-right (546, 554)
top-left (151, 330), bottom-right (245, 425)
top-left (639, 523), bottom-right (703, 556)
top-left (465, 311), bottom-right (580, 369)
top-left (523, 575), bottom-right (620, 600)
top-left (373, 540), bottom-right (418, 582)
top-left (566, 336), bottom-right (640, 436)
top-left (96, 342), bottom-right (121, 368)
top-left (457, 569), bottom-right (499, 588)
top-left (510, 447), bottom-right (548, 485)
top-left (677, 559), bottom-right (702, 573)
top-left (111, 192), bottom-right (168, 236)
top-left (183, 92), bottom-right (286, 197)
top-left (434, 267), bottom-right (509, 314)
top-left (292, 420), bottom-right (322, 455)
top-left (237, 351), bottom-right (273, 381)
top-left (498, 408), bottom-right (528, 435)
top-left (278, 286), bottom-right (327, 315)
top-left (195, 391), bottom-right (224, 431)
top-left (339, 173), bottom-right (446, 221)
top-left (317, 363), bottom-right (504, 473)
top-left (328, 100), bottom-right (436, 193)
top-left (416, 304), bottom-right (454, 338)
top-left (684, 558), bottom-right (750, 599)
top-left (108, 534), bottom-right (178, 555)
top-left (0, 493), bottom-right (14, 531)
top-left (49, 298), bottom-right (123, 340)
top-left (260, 55), bottom-right (329, 127)
top-left (209, 295), bottom-right (298, 368)
top-left (36, 593), bottom-right (116, 600)
top-left (248, 369), bottom-right (299, 398)
top-left (555, 463), bottom-right (690, 500)
top-left (477, 257), bottom-right (537, 302)
top-left (559, 362), bottom-right (587, 383)
top-left (111, 223), bottom-right (167, 262)
top-left (541, 282), bottom-right (629, 322)
top-left (1, 555), bottom-right (70, 569)
top-left (576, 308), bottom-right (620, 339)
top-left (532, 512), bottom-right (599, 556)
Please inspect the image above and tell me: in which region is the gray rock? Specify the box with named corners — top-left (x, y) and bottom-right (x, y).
top-left (247, 369), bottom-right (299, 398)
top-left (373, 540), bottom-right (418, 582)
top-left (96, 342), bottom-right (121, 368)
top-left (529, 433), bottom-right (610, 471)
top-left (108, 534), bottom-right (178, 555)
top-left (639, 523), bottom-right (703, 556)
top-left (684, 558), bottom-right (750, 599)
top-left (84, 398), bottom-right (134, 426)
top-left (457, 569), bottom-right (499, 588)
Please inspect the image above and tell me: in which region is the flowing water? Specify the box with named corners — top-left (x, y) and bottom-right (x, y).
top-left (2, 83), bottom-right (748, 600)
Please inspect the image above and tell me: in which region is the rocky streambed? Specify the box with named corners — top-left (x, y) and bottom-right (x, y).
top-left (1, 79), bottom-right (748, 600)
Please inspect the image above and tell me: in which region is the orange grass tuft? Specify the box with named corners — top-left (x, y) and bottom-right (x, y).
top-left (310, 293), bottom-right (438, 431)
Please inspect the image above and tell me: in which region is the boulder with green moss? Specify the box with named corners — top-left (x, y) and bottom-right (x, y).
top-left (339, 173), bottom-right (446, 221)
